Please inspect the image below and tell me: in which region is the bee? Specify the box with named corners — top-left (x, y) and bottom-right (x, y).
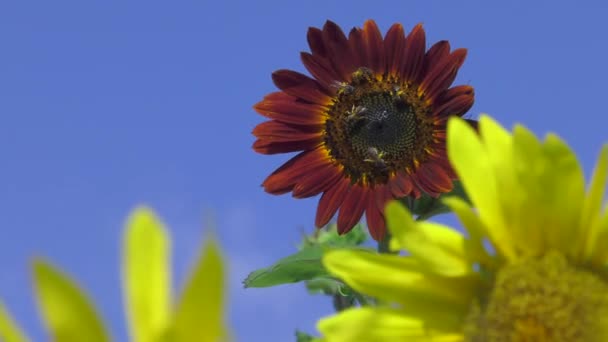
top-left (346, 105), bottom-right (367, 122)
top-left (390, 85), bottom-right (402, 99)
top-left (330, 81), bottom-right (355, 96)
top-left (390, 85), bottom-right (409, 110)
top-left (364, 147), bottom-right (388, 171)
top-left (351, 67), bottom-right (374, 84)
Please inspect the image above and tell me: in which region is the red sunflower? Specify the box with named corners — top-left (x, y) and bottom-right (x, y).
top-left (253, 20), bottom-right (475, 241)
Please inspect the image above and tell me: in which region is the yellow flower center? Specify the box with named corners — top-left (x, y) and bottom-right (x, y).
top-left (465, 252), bottom-right (608, 342)
top-left (324, 67), bottom-right (434, 185)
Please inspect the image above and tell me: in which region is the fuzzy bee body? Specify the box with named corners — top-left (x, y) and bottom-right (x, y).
top-left (364, 147), bottom-right (388, 171)
top-left (330, 81), bottom-right (356, 96)
top-left (351, 67), bottom-right (374, 84)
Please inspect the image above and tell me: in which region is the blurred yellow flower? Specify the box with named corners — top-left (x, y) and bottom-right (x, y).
top-left (317, 115), bottom-right (608, 341)
top-left (0, 207), bottom-right (229, 342)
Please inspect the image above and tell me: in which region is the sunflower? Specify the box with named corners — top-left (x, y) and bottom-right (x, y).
top-left (253, 20), bottom-right (475, 240)
top-left (317, 115), bottom-right (608, 341)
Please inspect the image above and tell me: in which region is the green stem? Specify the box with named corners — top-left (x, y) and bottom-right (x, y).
top-left (377, 231), bottom-right (392, 253)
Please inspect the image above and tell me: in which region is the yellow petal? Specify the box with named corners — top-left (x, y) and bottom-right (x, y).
top-left (404, 221), bottom-right (473, 276)
top-left (385, 200), bottom-right (417, 251)
top-left (479, 116), bottom-right (521, 227)
top-left (512, 128), bottom-right (585, 256)
top-left (169, 237), bottom-right (227, 342)
top-left (317, 307), bottom-right (464, 342)
top-left (581, 144), bottom-right (608, 260)
top-left (448, 116), bottom-right (516, 260)
top-left (441, 197), bottom-right (495, 268)
top-left (385, 201), bottom-right (473, 276)
top-left (32, 259), bottom-right (110, 342)
top-left (508, 125), bottom-right (544, 254)
top-left (323, 250), bottom-right (479, 312)
top-left (540, 134), bottom-right (585, 254)
top-left (590, 207), bottom-right (608, 267)
top-left (0, 301), bottom-right (29, 342)
top-left (123, 207), bottom-right (171, 342)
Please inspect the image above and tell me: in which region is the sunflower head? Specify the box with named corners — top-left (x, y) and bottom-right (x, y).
top-left (317, 115), bottom-right (608, 341)
top-left (253, 20), bottom-right (475, 240)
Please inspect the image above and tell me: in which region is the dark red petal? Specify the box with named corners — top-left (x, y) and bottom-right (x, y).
top-left (365, 199), bottom-right (385, 241)
top-left (443, 166), bottom-right (457, 179)
top-left (322, 20), bottom-right (356, 80)
top-left (307, 27), bottom-right (328, 58)
top-left (301, 52), bottom-right (343, 89)
top-left (337, 185), bottom-right (369, 234)
top-left (383, 23), bottom-right (406, 76)
top-left (388, 177), bottom-right (406, 198)
top-left (252, 121), bottom-right (323, 143)
top-left (432, 92), bottom-right (474, 120)
top-left (433, 130), bottom-right (447, 139)
top-left (254, 92), bottom-right (328, 125)
top-left (263, 148), bottom-right (329, 194)
top-left (390, 171), bottom-right (414, 198)
top-left (422, 41), bottom-right (451, 75)
top-left (420, 49), bottom-right (468, 102)
top-left (292, 162), bottom-right (344, 198)
top-left (414, 162), bottom-right (454, 196)
top-left (439, 85), bottom-right (474, 103)
top-left (428, 138), bottom-right (448, 158)
top-left (272, 69), bottom-right (331, 103)
top-left (315, 178), bottom-right (351, 228)
top-left (347, 28), bottom-right (365, 68)
top-left (362, 20), bottom-right (385, 74)
top-left (375, 183), bottom-right (394, 211)
top-left (366, 185), bottom-right (392, 241)
top-left (428, 144), bottom-right (453, 177)
top-left (253, 139), bottom-right (320, 155)
top-left (401, 24), bottom-right (426, 83)
top-left (257, 91), bottom-right (290, 102)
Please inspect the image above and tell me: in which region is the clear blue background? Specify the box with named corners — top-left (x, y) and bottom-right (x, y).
top-left (1, 1), bottom-right (607, 341)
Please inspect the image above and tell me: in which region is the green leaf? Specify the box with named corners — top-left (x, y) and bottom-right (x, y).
top-left (246, 224), bottom-right (373, 289)
top-left (243, 246), bottom-right (328, 288)
top-left (295, 330), bottom-right (317, 342)
top-left (123, 206), bottom-right (171, 342)
top-left (411, 180), bottom-right (469, 221)
top-left (32, 259), bottom-right (110, 342)
top-left (0, 300), bottom-right (29, 342)
top-left (245, 224), bottom-right (371, 289)
top-left (169, 238), bottom-right (227, 342)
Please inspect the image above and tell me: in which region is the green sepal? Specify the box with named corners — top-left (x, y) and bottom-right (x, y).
top-left (300, 224), bottom-right (367, 249)
top-left (305, 277), bottom-right (346, 296)
top-left (295, 330), bottom-right (318, 342)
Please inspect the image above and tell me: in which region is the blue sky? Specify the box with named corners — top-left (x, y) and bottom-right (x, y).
top-left (1, 1), bottom-right (607, 341)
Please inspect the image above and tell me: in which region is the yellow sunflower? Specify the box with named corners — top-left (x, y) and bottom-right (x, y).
top-left (317, 115), bottom-right (608, 341)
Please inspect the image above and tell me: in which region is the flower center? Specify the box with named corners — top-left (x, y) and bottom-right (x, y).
top-left (465, 252), bottom-right (608, 342)
top-left (323, 68), bottom-right (434, 185)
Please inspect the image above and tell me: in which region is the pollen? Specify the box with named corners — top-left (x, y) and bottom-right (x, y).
top-left (465, 252), bottom-right (608, 342)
